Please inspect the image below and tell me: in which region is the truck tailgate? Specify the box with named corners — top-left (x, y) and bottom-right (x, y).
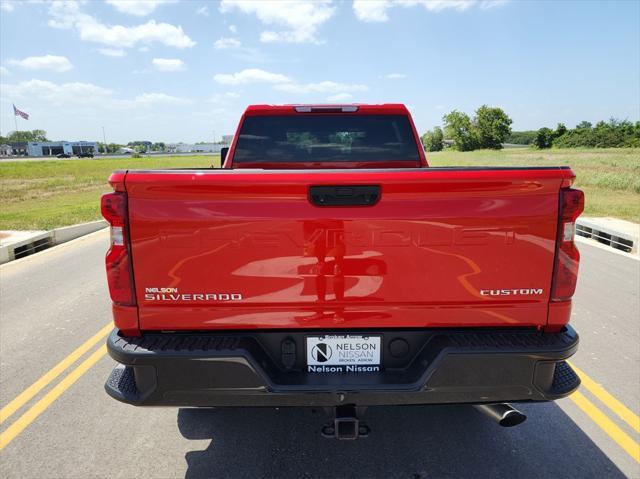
top-left (124, 167), bottom-right (572, 331)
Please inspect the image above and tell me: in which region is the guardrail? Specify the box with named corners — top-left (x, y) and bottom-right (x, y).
top-left (0, 220), bottom-right (107, 264)
top-left (576, 218), bottom-right (638, 254)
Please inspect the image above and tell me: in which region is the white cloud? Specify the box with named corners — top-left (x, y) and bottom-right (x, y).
top-left (47, 1), bottom-right (84, 29)
top-left (2, 79), bottom-right (113, 106)
top-left (352, 0), bottom-right (392, 22)
top-left (1, 1), bottom-right (15, 12)
top-left (98, 48), bottom-right (126, 57)
top-left (414, 1), bottom-right (476, 12)
top-left (220, 0), bottom-right (335, 43)
top-left (78, 20), bottom-right (195, 49)
top-left (385, 73), bottom-right (406, 79)
top-left (229, 24), bottom-right (237, 33)
top-left (1, 78), bottom-right (190, 109)
top-left (327, 93), bottom-right (354, 102)
top-left (480, 0), bottom-right (508, 8)
top-left (353, 0), bottom-right (507, 23)
top-left (133, 92), bottom-right (190, 105)
top-left (196, 5), bottom-right (209, 16)
top-left (212, 69), bottom-right (368, 100)
top-left (106, 0), bottom-right (177, 17)
top-left (152, 58), bottom-right (185, 71)
top-left (214, 68), bottom-right (291, 85)
top-left (47, 1), bottom-right (195, 49)
top-left (8, 55), bottom-right (73, 72)
top-left (214, 37), bottom-right (242, 49)
top-left (0, 66), bottom-right (10, 76)
top-left (275, 81), bottom-right (367, 94)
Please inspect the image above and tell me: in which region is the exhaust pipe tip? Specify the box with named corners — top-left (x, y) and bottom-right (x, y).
top-left (474, 403), bottom-right (527, 427)
top-left (498, 408), bottom-right (527, 427)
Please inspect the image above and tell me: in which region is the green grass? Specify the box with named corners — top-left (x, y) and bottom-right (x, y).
top-left (428, 148), bottom-right (640, 222)
top-left (0, 155), bottom-right (217, 230)
top-left (0, 148), bottom-right (637, 230)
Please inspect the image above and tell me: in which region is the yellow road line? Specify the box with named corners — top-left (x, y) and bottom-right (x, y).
top-left (569, 391), bottom-right (640, 464)
top-left (569, 361), bottom-right (640, 434)
top-left (0, 323), bottom-right (112, 425)
top-left (0, 345), bottom-right (108, 450)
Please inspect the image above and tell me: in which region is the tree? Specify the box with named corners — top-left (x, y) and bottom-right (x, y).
top-left (576, 121), bottom-right (592, 130)
top-left (555, 123), bottom-right (567, 138)
top-left (474, 105), bottom-right (512, 149)
top-left (533, 127), bottom-right (554, 149)
top-left (421, 127), bottom-right (444, 152)
top-left (97, 142), bottom-right (123, 153)
top-left (506, 130), bottom-right (537, 145)
top-left (2, 130), bottom-right (49, 142)
top-left (554, 118), bottom-right (640, 148)
top-left (443, 110), bottom-right (479, 151)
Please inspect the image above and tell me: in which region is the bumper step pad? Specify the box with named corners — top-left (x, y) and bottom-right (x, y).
top-left (106, 365), bottom-right (140, 403)
top-left (550, 361), bottom-right (580, 396)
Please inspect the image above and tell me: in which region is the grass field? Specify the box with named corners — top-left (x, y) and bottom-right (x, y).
top-left (0, 148), bottom-right (638, 231)
top-left (428, 148), bottom-right (639, 222)
top-left (0, 155), bottom-right (217, 231)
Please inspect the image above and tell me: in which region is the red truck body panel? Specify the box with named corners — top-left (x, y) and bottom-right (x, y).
top-left (121, 167), bottom-right (575, 332)
top-left (102, 105), bottom-right (584, 410)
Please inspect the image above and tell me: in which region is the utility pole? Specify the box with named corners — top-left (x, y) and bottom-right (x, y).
top-left (102, 126), bottom-right (107, 154)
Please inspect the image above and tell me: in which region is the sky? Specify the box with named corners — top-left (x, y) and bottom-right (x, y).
top-left (0, 0), bottom-right (638, 144)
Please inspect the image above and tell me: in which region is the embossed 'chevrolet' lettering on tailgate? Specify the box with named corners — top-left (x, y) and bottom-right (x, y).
top-left (160, 226), bottom-right (519, 249)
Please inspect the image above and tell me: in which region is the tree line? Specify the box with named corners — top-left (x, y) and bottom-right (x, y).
top-left (533, 119), bottom-right (640, 148)
top-left (422, 105), bottom-right (513, 152)
top-left (422, 107), bottom-right (639, 151)
top-left (0, 129), bottom-right (49, 143)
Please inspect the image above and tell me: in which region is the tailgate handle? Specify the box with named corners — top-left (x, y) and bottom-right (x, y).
top-left (309, 185), bottom-right (380, 207)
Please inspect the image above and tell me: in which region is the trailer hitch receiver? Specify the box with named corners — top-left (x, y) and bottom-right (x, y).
top-left (322, 405), bottom-right (370, 440)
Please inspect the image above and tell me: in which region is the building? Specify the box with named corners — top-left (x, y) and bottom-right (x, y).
top-left (24, 141), bottom-right (98, 157)
top-left (8, 142), bottom-right (27, 156)
top-left (221, 135), bottom-right (234, 146)
top-left (0, 144), bottom-right (12, 156)
top-left (166, 143), bottom-right (224, 153)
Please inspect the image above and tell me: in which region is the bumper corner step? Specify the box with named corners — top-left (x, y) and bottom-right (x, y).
top-left (550, 361), bottom-right (580, 396)
top-left (105, 364), bottom-right (141, 403)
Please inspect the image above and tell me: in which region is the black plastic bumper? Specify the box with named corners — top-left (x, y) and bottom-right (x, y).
top-left (105, 326), bottom-right (580, 407)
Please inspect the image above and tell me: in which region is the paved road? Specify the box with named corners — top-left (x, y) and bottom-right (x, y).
top-left (1, 231), bottom-right (638, 478)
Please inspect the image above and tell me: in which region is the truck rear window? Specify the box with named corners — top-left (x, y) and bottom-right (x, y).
top-left (233, 115), bottom-right (420, 163)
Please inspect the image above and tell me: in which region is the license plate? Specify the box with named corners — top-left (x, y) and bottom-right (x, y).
top-left (306, 335), bottom-right (381, 373)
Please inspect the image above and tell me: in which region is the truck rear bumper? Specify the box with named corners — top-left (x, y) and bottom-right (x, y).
top-left (105, 326), bottom-right (580, 407)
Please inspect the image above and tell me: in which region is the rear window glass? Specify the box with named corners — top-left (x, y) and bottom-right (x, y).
top-left (233, 114), bottom-right (420, 163)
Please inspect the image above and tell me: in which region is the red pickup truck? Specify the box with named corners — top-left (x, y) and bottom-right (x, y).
top-left (102, 104), bottom-right (583, 438)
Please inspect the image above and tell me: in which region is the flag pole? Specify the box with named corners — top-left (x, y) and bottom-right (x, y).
top-left (14, 109), bottom-right (18, 132)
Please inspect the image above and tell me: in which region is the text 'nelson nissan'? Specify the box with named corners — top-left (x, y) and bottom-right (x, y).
top-left (101, 104), bottom-right (584, 438)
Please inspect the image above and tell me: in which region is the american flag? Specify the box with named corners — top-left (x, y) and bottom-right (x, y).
top-left (13, 104), bottom-right (29, 120)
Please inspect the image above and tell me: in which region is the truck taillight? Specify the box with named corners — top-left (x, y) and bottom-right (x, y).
top-left (551, 188), bottom-right (584, 301)
top-left (101, 192), bottom-right (136, 306)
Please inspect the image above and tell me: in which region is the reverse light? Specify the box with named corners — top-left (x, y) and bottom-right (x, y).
top-left (551, 188), bottom-right (585, 301)
top-left (101, 192), bottom-right (136, 306)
